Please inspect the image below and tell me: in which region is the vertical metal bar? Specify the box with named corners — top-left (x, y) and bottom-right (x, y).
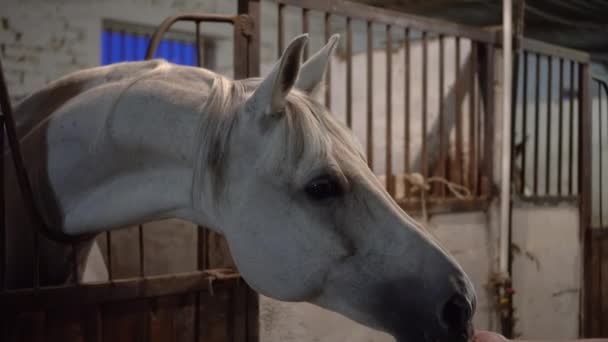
top-left (385, 25), bottom-right (393, 195)
top-left (454, 36), bottom-right (462, 185)
top-left (469, 41), bottom-right (478, 194)
top-left (194, 291), bottom-right (201, 342)
top-left (106, 231), bottom-right (113, 280)
top-left (598, 83), bottom-right (603, 230)
top-left (302, 8), bottom-right (309, 59)
top-left (438, 35), bottom-right (446, 197)
top-left (404, 28), bottom-right (411, 196)
top-left (72, 243), bottom-right (79, 285)
top-left (521, 51), bottom-right (528, 194)
top-left (605, 82), bottom-right (608, 230)
top-left (324, 13), bottom-right (332, 109)
top-left (578, 62), bottom-right (592, 336)
top-left (138, 224), bottom-right (144, 277)
top-left (33, 232), bottom-right (39, 288)
top-left (366, 21), bottom-right (374, 169)
top-left (0, 115), bottom-right (4, 291)
top-left (569, 60), bottom-right (575, 195)
top-left (479, 43), bottom-right (496, 194)
top-left (195, 22), bottom-right (202, 67)
top-left (422, 32), bottom-right (428, 180)
top-left (238, 0), bottom-right (261, 78)
top-left (557, 58), bottom-right (564, 195)
top-left (546, 55), bottom-right (553, 195)
top-left (197, 227), bottom-right (206, 270)
top-left (533, 53), bottom-right (541, 195)
top-left (346, 17), bottom-right (353, 129)
top-left (278, 4), bottom-right (285, 58)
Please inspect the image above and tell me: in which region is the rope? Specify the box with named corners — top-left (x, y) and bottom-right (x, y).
top-left (402, 172), bottom-right (473, 227)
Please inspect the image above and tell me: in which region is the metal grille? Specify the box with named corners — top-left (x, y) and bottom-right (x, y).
top-left (274, 0), bottom-right (497, 213)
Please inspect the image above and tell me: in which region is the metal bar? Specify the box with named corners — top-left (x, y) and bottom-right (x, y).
top-left (480, 43), bottom-right (496, 195)
top-left (469, 41), bottom-right (477, 193)
top-left (499, 1), bottom-right (514, 335)
top-left (197, 227), bottom-right (206, 270)
top-left (438, 35), bottom-right (446, 197)
top-left (533, 53), bottom-right (541, 195)
top-left (366, 21), bottom-right (373, 169)
top-left (106, 231), bottom-right (113, 281)
top-left (275, 0), bottom-right (496, 43)
top-left (521, 51), bottom-right (528, 194)
top-left (578, 62), bottom-right (592, 336)
top-left (238, 0), bottom-right (261, 78)
top-left (0, 113), bottom-right (3, 292)
top-left (302, 8), bottom-right (310, 59)
top-left (144, 13), bottom-right (238, 60)
top-left (569, 61), bottom-right (575, 195)
top-left (520, 37), bottom-right (590, 64)
top-left (195, 23), bottom-right (202, 67)
top-left (278, 4), bottom-right (285, 58)
top-left (138, 224), bottom-right (144, 277)
top-left (422, 31), bottom-right (428, 180)
top-left (346, 17), bottom-right (353, 128)
top-left (546, 55), bottom-right (553, 195)
top-left (33, 232), bottom-right (39, 288)
top-left (324, 12), bottom-right (332, 109)
top-left (385, 25), bottom-right (393, 195)
top-left (72, 243), bottom-right (79, 285)
top-left (404, 27), bottom-right (410, 197)
top-left (194, 291), bottom-right (201, 342)
top-left (557, 58), bottom-right (564, 195)
top-left (598, 82), bottom-right (603, 230)
top-left (454, 36), bottom-right (462, 186)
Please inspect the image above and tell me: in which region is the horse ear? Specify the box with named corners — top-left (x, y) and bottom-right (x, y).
top-left (295, 34), bottom-right (340, 94)
top-left (246, 34), bottom-right (309, 116)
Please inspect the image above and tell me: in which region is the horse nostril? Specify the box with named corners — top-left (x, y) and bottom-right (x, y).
top-left (441, 294), bottom-right (473, 333)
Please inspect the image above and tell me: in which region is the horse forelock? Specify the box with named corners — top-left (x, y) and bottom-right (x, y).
top-left (192, 75), bottom-right (366, 207)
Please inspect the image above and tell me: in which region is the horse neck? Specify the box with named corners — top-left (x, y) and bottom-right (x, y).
top-left (43, 69), bottom-right (226, 236)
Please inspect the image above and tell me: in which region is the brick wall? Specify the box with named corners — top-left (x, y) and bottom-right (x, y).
top-left (0, 0), bottom-right (237, 103)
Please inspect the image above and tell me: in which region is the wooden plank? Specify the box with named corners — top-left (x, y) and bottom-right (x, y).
top-left (148, 294), bottom-right (195, 342)
top-left (46, 308), bottom-right (85, 342)
top-left (232, 280), bottom-right (248, 342)
top-left (102, 299), bottom-right (149, 342)
top-left (206, 232), bottom-right (236, 269)
top-left (172, 294), bottom-right (196, 342)
top-left (81, 307), bottom-right (102, 342)
top-left (1, 271), bottom-right (239, 312)
top-left (7, 312), bottom-right (45, 342)
top-left (199, 288), bottom-right (231, 342)
top-left (246, 287), bottom-right (259, 342)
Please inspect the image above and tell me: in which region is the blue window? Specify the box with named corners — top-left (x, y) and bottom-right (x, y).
top-left (101, 29), bottom-right (197, 66)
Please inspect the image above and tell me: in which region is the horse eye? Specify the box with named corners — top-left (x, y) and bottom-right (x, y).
top-left (305, 176), bottom-right (343, 200)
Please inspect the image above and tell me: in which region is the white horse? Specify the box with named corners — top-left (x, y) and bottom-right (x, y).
top-left (4, 34), bottom-right (476, 342)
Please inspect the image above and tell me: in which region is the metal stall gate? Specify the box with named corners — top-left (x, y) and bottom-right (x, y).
top-left (509, 36), bottom-right (598, 336)
top-left (0, 2), bottom-right (260, 341)
top-left (273, 0), bottom-right (497, 215)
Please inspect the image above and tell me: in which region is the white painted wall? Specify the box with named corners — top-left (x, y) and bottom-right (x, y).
top-left (511, 202), bottom-right (581, 339)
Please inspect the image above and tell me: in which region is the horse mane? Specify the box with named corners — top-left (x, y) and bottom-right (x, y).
top-left (192, 74), bottom-right (365, 205)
